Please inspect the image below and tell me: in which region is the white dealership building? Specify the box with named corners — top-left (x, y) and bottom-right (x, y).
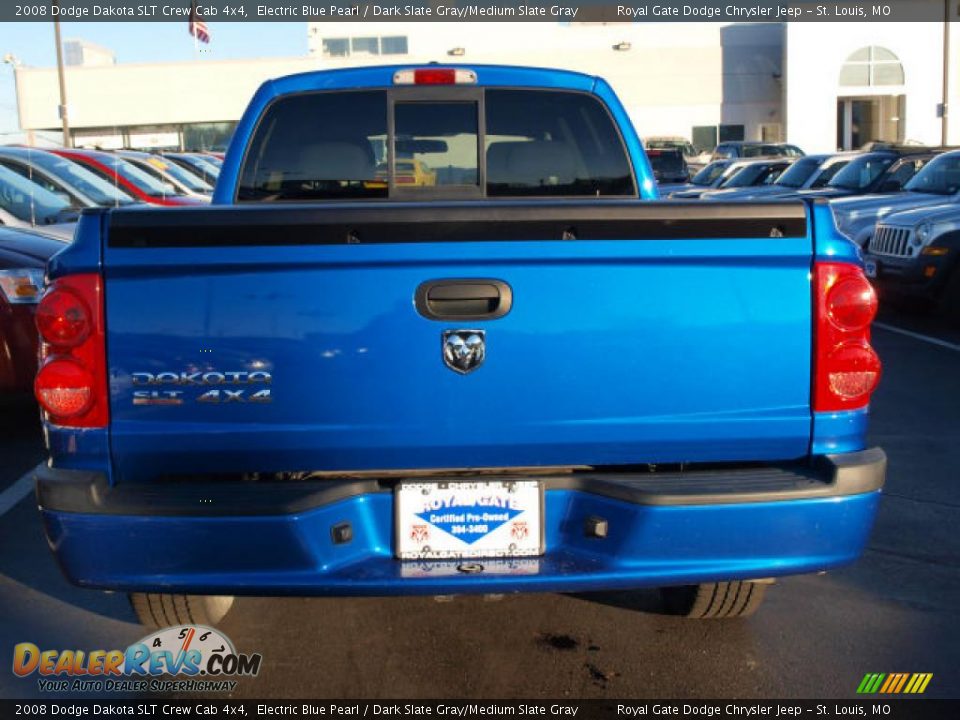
top-left (8, 12), bottom-right (960, 153)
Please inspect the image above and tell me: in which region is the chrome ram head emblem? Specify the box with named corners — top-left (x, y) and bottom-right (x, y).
top-left (442, 330), bottom-right (485, 375)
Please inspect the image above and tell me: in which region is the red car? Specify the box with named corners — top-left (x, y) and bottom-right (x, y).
top-left (50, 149), bottom-right (206, 207)
top-left (0, 227), bottom-right (65, 396)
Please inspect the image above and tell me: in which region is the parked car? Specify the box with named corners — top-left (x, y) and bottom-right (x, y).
top-left (798, 150), bottom-right (939, 202)
top-left (32, 65), bottom-right (884, 630)
top-left (831, 149), bottom-right (960, 247)
top-left (863, 203), bottom-right (960, 322)
top-left (163, 152), bottom-right (221, 185)
top-left (696, 154), bottom-right (850, 201)
top-left (0, 146), bottom-right (136, 209)
top-left (0, 163), bottom-right (78, 240)
top-left (646, 136), bottom-right (711, 169)
top-left (698, 159), bottom-right (795, 200)
top-left (647, 147), bottom-right (690, 184)
top-left (660, 159), bottom-right (733, 196)
top-left (711, 141), bottom-right (804, 162)
top-left (118, 150), bottom-right (213, 199)
top-left (50, 148), bottom-right (207, 207)
top-left (672, 158), bottom-right (792, 199)
top-left (0, 227), bottom-right (65, 396)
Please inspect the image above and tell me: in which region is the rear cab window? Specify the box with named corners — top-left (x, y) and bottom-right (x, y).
top-left (237, 88), bottom-right (635, 202)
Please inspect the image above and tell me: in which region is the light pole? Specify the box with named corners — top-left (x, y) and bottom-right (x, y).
top-left (2, 53), bottom-right (34, 146)
top-left (52, 1), bottom-right (71, 147)
top-left (942, 0), bottom-right (952, 146)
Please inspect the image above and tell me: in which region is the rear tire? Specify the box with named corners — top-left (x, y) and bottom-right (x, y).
top-left (129, 593), bottom-right (235, 629)
top-left (659, 581), bottom-right (768, 619)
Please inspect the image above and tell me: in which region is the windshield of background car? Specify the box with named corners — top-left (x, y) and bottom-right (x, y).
top-left (82, 155), bottom-right (177, 198)
top-left (237, 89), bottom-right (635, 201)
top-left (137, 156), bottom-right (212, 193)
top-left (809, 159), bottom-right (848, 188)
top-left (186, 155), bottom-right (221, 178)
top-left (0, 164), bottom-right (73, 224)
top-left (828, 155), bottom-right (895, 190)
top-left (721, 164), bottom-right (782, 188)
top-left (25, 152), bottom-right (135, 205)
top-left (904, 153), bottom-right (960, 195)
top-left (773, 157), bottom-right (819, 188)
top-left (692, 161), bottom-right (727, 186)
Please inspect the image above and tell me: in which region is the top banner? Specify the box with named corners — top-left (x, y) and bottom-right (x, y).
top-left (2, 1), bottom-right (954, 23)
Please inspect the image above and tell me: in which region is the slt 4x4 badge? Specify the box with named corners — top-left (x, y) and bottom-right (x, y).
top-left (131, 369), bottom-right (272, 406)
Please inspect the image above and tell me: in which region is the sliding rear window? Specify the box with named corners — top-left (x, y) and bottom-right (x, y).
top-left (237, 88), bottom-right (635, 201)
top-left (238, 91), bottom-right (388, 202)
top-left (485, 89), bottom-right (634, 197)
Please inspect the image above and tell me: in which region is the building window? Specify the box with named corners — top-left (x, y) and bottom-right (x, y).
top-left (718, 124), bottom-right (745, 143)
top-left (351, 37), bottom-right (379, 55)
top-left (381, 36), bottom-right (408, 55)
top-left (839, 46), bottom-right (905, 87)
top-left (692, 126), bottom-right (718, 152)
top-left (322, 38), bottom-right (349, 57)
top-left (322, 35), bottom-right (408, 58)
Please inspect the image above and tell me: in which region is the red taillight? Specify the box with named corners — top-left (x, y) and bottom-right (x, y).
top-left (814, 262), bottom-right (881, 412)
top-left (35, 286), bottom-right (91, 348)
top-left (825, 274), bottom-right (877, 331)
top-left (34, 274), bottom-right (108, 428)
top-left (35, 360), bottom-right (94, 417)
top-left (414, 68), bottom-right (456, 85)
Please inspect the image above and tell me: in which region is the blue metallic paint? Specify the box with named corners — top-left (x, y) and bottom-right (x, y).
top-left (101, 234), bottom-right (814, 482)
top-left (41, 488), bottom-right (880, 595)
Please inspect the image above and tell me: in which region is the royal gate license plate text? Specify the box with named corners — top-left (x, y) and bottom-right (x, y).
top-left (395, 480), bottom-right (543, 560)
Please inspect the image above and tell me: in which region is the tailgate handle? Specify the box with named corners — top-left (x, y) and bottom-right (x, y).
top-left (416, 280), bottom-right (512, 321)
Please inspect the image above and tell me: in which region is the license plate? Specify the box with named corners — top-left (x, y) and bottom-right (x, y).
top-left (864, 259), bottom-right (878, 278)
top-left (395, 480), bottom-right (543, 560)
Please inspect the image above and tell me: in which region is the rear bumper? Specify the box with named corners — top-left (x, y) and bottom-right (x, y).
top-left (863, 251), bottom-right (951, 300)
top-left (35, 449), bottom-right (885, 595)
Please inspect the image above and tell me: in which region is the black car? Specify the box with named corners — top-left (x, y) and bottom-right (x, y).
top-left (647, 148), bottom-right (689, 184)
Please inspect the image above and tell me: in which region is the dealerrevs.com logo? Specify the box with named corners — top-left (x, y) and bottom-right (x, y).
top-left (13, 625), bottom-right (262, 693)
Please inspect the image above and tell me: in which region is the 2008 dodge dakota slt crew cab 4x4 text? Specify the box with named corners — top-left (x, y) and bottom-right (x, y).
top-left (31, 65), bottom-right (886, 628)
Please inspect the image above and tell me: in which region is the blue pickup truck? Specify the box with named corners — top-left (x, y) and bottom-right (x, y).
top-left (32, 65), bottom-right (886, 627)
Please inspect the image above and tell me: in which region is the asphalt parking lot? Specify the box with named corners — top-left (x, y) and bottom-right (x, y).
top-left (1, 308), bottom-right (958, 700)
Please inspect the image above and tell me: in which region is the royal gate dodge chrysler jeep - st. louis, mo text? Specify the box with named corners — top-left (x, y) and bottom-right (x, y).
top-left (31, 64), bottom-right (886, 628)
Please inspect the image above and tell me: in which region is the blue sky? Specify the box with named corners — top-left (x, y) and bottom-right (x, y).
top-left (0, 22), bottom-right (306, 136)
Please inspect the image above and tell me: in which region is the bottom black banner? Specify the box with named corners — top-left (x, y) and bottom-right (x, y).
top-left (2, 700), bottom-right (959, 719)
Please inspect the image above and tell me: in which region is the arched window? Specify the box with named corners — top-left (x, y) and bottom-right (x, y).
top-left (839, 46), bottom-right (905, 87)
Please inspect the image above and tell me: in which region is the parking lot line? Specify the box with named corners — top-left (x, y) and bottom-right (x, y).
top-left (873, 322), bottom-right (960, 352)
top-left (0, 474), bottom-right (33, 518)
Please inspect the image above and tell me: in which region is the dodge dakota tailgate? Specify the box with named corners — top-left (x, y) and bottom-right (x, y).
top-left (102, 202), bottom-right (813, 482)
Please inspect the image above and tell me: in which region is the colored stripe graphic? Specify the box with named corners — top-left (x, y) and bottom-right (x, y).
top-left (892, 673), bottom-right (909, 693)
top-left (858, 673), bottom-right (932, 694)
